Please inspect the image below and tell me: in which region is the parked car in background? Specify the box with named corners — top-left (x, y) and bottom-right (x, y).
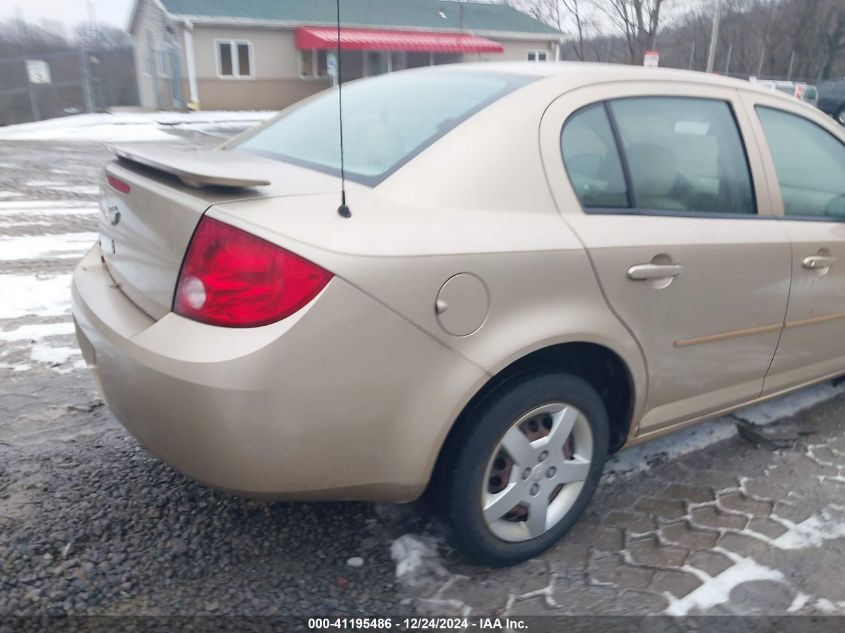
top-left (818, 77), bottom-right (845, 125)
top-left (752, 79), bottom-right (819, 107)
top-left (73, 63), bottom-right (845, 566)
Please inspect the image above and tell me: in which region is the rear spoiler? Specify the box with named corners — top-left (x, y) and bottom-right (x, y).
top-left (111, 143), bottom-right (272, 189)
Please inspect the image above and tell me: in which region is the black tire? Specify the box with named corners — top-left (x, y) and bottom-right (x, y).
top-left (439, 372), bottom-right (609, 566)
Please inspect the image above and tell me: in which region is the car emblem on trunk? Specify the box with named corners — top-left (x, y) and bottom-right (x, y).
top-left (107, 204), bottom-right (121, 226)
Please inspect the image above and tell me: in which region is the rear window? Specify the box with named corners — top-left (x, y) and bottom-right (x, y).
top-left (233, 70), bottom-right (533, 186)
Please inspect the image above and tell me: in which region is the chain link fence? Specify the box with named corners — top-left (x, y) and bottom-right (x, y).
top-left (0, 46), bottom-right (139, 127)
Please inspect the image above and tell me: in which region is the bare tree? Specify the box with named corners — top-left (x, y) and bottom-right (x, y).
top-left (507, 0), bottom-right (597, 60)
top-left (562, 0), bottom-right (590, 60)
top-left (818, 0), bottom-right (845, 79)
top-left (599, 0), bottom-right (668, 64)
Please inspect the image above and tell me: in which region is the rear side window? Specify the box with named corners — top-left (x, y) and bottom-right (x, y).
top-left (234, 70), bottom-right (533, 186)
top-left (608, 98), bottom-right (756, 214)
top-left (560, 104), bottom-right (628, 208)
top-left (756, 107), bottom-right (845, 218)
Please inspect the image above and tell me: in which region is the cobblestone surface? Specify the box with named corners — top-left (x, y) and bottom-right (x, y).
top-left (404, 398), bottom-right (845, 616)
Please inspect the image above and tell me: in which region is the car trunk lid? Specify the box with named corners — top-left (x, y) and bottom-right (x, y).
top-left (99, 143), bottom-right (338, 320)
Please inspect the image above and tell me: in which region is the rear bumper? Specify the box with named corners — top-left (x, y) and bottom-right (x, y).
top-left (72, 245), bottom-right (485, 501)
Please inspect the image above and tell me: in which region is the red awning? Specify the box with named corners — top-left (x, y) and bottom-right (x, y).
top-left (295, 27), bottom-right (503, 53)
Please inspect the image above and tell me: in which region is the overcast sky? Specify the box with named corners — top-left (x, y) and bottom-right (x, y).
top-left (0, 0), bottom-right (711, 37)
top-left (0, 0), bottom-right (134, 30)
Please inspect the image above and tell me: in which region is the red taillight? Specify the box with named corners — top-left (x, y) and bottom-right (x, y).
top-left (173, 217), bottom-right (333, 328)
top-left (107, 174), bottom-right (131, 194)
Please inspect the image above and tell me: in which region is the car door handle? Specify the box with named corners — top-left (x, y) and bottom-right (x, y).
top-left (626, 263), bottom-right (684, 280)
top-left (802, 255), bottom-right (836, 270)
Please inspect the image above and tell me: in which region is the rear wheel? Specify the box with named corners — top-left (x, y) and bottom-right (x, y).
top-left (440, 372), bottom-right (609, 566)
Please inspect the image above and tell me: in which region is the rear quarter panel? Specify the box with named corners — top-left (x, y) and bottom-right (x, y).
top-left (209, 79), bottom-right (647, 433)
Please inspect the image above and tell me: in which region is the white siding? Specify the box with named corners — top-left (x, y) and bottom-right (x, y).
top-left (131, 0), bottom-right (188, 109)
top-left (468, 38), bottom-right (556, 63)
top-left (192, 26), bottom-right (301, 80)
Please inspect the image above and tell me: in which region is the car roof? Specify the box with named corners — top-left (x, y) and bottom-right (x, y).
top-left (424, 61), bottom-right (805, 104)
top-left (443, 61), bottom-right (745, 86)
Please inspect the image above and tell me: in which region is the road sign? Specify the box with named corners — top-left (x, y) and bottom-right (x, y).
top-left (643, 50), bottom-right (660, 68)
top-left (26, 60), bottom-right (52, 84)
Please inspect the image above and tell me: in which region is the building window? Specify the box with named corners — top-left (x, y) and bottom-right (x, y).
top-left (299, 49), bottom-right (329, 78)
top-left (216, 40), bottom-right (253, 79)
top-left (527, 50), bottom-right (548, 62)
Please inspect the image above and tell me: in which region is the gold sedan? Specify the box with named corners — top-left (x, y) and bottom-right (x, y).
top-left (73, 62), bottom-right (845, 565)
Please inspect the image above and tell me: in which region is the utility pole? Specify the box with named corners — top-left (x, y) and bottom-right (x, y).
top-left (706, 0), bottom-right (723, 73)
top-left (724, 42), bottom-right (733, 75)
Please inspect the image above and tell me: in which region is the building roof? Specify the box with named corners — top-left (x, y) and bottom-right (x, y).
top-left (153, 0), bottom-right (562, 36)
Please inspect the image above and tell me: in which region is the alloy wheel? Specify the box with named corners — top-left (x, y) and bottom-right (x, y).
top-left (481, 402), bottom-right (593, 542)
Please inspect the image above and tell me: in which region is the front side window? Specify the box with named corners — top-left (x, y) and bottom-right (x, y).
top-left (561, 104), bottom-right (628, 208)
top-left (756, 107), bottom-right (845, 218)
top-left (608, 97), bottom-right (755, 214)
top-left (235, 70), bottom-right (533, 185)
top-left (217, 40), bottom-right (253, 78)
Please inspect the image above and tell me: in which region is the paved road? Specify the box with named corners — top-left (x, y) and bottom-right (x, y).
top-left (1, 132), bottom-right (844, 618)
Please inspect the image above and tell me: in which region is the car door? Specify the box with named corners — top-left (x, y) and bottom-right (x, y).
top-left (540, 81), bottom-right (791, 433)
top-left (739, 91), bottom-right (845, 393)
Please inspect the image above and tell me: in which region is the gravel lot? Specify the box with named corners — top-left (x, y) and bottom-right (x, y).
top-left (1, 118), bottom-right (845, 620)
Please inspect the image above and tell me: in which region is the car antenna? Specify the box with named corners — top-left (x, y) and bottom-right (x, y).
top-left (336, 0), bottom-right (351, 219)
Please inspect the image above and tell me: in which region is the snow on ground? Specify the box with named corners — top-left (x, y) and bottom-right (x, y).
top-left (772, 505), bottom-right (845, 550)
top-left (45, 185), bottom-right (100, 196)
top-left (25, 180), bottom-right (67, 187)
top-left (0, 220), bottom-right (52, 230)
top-left (0, 273), bottom-right (72, 319)
top-left (0, 322), bottom-right (76, 341)
top-left (30, 343), bottom-right (84, 368)
top-left (0, 111), bottom-right (276, 143)
top-left (0, 232), bottom-right (97, 261)
top-left (665, 553), bottom-right (785, 616)
top-left (0, 200), bottom-right (98, 214)
top-left (390, 534), bottom-right (449, 588)
top-left (0, 272), bottom-right (79, 371)
top-left (22, 182), bottom-right (99, 195)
